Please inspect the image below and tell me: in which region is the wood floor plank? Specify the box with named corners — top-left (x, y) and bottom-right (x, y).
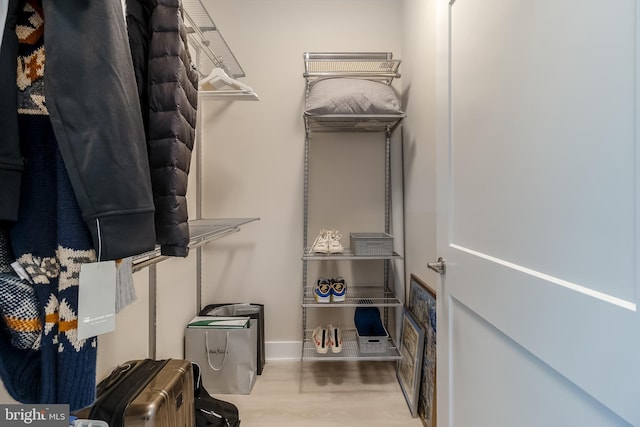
top-left (215, 361), bottom-right (424, 426)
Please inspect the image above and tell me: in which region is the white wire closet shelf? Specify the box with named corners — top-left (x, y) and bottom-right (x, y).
top-left (303, 285), bottom-right (403, 308)
top-left (303, 52), bottom-right (401, 83)
top-left (132, 218), bottom-right (259, 272)
top-left (303, 52), bottom-right (405, 132)
top-left (302, 247), bottom-right (403, 260)
top-left (182, 0), bottom-right (259, 100)
top-left (302, 329), bottom-right (401, 361)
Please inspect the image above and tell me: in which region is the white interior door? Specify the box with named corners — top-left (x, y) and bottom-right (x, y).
top-left (436, 1), bottom-right (640, 426)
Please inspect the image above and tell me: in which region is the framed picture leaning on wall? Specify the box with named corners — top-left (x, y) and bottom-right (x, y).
top-left (408, 273), bottom-right (437, 427)
top-left (397, 307), bottom-right (426, 418)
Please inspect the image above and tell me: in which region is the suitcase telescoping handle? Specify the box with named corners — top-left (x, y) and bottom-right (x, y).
top-left (205, 331), bottom-right (229, 371)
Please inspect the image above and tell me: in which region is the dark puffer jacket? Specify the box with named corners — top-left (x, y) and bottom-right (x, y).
top-left (126, 0), bottom-right (199, 257)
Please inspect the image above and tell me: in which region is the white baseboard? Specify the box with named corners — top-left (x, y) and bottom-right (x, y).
top-left (265, 341), bottom-right (302, 361)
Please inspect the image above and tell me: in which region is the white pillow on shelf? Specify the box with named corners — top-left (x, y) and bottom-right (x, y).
top-left (305, 77), bottom-right (403, 115)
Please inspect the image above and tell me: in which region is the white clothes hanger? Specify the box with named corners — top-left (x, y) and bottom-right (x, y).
top-left (181, 0), bottom-right (259, 101)
top-left (198, 67), bottom-right (259, 101)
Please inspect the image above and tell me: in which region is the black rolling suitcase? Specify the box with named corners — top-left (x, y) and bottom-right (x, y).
top-left (76, 359), bottom-right (195, 427)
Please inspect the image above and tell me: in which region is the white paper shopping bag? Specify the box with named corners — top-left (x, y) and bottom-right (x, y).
top-left (185, 319), bottom-right (257, 394)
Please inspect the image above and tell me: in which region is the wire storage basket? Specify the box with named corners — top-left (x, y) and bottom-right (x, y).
top-left (356, 326), bottom-right (389, 353)
top-left (350, 232), bottom-right (394, 256)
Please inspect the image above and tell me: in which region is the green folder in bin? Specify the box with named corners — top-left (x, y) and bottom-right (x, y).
top-left (187, 316), bottom-right (250, 329)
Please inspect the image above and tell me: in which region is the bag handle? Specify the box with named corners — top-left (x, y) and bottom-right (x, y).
top-left (205, 330), bottom-right (229, 371)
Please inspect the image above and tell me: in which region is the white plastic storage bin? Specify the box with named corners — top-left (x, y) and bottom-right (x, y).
top-left (356, 327), bottom-right (389, 353)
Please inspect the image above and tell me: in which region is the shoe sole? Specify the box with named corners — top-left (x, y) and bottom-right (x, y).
top-left (331, 295), bottom-right (346, 302)
top-left (314, 294), bottom-right (331, 303)
top-left (316, 346), bottom-right (329, 354)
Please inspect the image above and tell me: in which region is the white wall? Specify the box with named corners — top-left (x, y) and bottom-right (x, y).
top-left (400, 0), bottom-right (438, 288)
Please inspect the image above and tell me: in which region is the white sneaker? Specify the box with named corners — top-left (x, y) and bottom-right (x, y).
top-left (312, 326), bottom-right (329, 354)
top-left (328, 324), bottom-right (343, 353)
top-left (311, 229), bottom-right (330, 254)
top-left (328, 229), bottom-right (344, 254)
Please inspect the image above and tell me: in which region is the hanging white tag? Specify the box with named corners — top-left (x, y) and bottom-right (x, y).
top-left (11, 261), bottom-right (33, 283)
top-left (77, 261), bottom-right (116, 340)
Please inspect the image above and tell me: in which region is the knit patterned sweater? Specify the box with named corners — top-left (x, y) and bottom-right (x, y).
top-left (0, 0), bottom-right (98, 411)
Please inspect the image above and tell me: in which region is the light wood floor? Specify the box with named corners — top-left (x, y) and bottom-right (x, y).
top-left (218, 361), bottom-right (424, 427)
